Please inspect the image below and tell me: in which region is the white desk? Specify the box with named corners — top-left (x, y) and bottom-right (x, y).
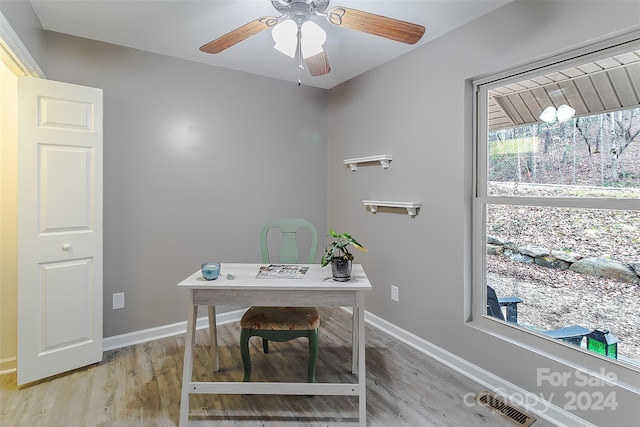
top-left (177, 263), bottom-right (372, 426)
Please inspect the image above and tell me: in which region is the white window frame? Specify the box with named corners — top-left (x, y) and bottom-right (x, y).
top-left (470, 30), bottom-right (640, 388)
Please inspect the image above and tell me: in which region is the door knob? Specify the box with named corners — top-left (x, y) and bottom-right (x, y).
top-left (62, 243), bottom-right (71, 251)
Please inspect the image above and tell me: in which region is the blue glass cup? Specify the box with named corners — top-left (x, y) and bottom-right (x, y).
top-left (201, 262), bottom-right (221, 280)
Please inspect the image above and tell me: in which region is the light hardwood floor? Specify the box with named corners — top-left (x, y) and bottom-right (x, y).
top-left (1, 308), bottom-right (556, 426)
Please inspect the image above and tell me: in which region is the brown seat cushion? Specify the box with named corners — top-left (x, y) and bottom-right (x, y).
top-left (241, 306), bottom-right (320, 331)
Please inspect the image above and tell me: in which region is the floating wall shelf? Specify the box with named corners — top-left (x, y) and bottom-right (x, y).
top-left (363, 200), bottom-right (421, 217)
top-left (344, 155), bottom-right (393, 171)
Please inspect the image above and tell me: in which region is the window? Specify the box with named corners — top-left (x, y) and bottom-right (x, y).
top-left (473, 34), bottom-right (640, 370)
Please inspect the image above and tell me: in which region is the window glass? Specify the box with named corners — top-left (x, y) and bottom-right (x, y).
top-left (487, 108), bottom-right (640, 198)
top-left (475, 38), bottom-right (640, 368)
top-left (486, 203), bottom-right (640, 361)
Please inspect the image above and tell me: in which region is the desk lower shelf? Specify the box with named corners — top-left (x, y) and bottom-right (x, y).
top-left (188, 381), bottom-right (360, 395)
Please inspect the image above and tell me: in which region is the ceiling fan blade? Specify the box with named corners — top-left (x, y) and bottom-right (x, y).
top-left (305, 51), bottom-right (331, 76)
top-left (200, 17), bottom-right (277, 54)
top-left (327, 7), bottom-right (425, 45)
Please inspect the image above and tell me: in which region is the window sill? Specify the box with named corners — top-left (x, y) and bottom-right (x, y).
top-left (466, 315), bottom-right (640, 394)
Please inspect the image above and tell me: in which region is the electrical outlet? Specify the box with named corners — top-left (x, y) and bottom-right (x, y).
top-left (113, 292), bottom-right (124, 309)
top-left (391, 285), bottom-right (399, 302)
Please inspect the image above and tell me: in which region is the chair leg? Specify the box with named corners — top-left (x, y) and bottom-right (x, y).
top-left (307, 329), bottom-right (319, 383)
top-left (240, 329), bottom-right (252, 382)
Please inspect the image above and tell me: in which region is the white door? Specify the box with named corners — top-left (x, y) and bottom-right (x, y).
top-left (17, 76), bottom-right (103, 385)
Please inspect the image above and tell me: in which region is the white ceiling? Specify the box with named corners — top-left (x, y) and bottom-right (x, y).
top-left (28, 0), bottom-right (511, 89)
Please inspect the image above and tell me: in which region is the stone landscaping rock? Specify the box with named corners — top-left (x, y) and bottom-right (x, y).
top-left (487, 244), bottom-right (503, 255)
top-left (534, 256), bottom-right (571, 270)
top-left (487, 236), bottom-right (639, 284)
top-left (511, 253), bottom-right (534, 263)
top-left (631, 262), bottom-right (640, 277)
top-left (504, 241), bottom-right (518, 251)
top-left (487, 235), bottom-right (503, 245)
top-left (551, 249), bottom-right (582, 263)
top-left (519, 246), bottom-right (550, 257)
top-left (569, 257), bottom-right (640, 284)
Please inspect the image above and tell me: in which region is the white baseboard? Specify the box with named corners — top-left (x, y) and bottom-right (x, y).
top-left (359, 309), bottom-right (595, 427)
top-left (102, 308), bottom-right (246, 351)
top-left (102, 306), bottom-right (592, 426)
top-left (0, 356), bottom-right (17, 375)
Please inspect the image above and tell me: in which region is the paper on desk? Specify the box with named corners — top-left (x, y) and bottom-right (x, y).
top-left (256, 264), bottom-right (309, 279)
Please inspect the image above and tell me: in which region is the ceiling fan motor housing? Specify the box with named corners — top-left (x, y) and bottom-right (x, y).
top-left (272, 0), bottom-right (331, 25)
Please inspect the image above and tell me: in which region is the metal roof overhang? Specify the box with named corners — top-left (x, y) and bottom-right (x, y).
top-left (488, 49), bottom-right (640, 132)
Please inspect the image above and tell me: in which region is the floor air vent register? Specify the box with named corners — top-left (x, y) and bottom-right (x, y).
top-left (476, 391), bottom-right (537, 427)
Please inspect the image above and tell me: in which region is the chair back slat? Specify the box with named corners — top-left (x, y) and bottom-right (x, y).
top-left (260, 218), bottom-right (318, 264)
top-left (486, 286), bottom-right (505, 321)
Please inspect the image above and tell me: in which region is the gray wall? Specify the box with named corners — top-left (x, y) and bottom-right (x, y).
top-left (328, 1), bottom-right (640, 425)
top-left (40, 32), bottom-right (328, 337)
top-left (0, 0), bottom-right (45, 70)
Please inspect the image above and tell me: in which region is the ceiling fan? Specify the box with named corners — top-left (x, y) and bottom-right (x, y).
top-left (199, 0), bottom-right (426, 80)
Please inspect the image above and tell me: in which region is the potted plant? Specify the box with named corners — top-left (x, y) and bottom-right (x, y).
top-left (320, 229), bottom-right (367, 281)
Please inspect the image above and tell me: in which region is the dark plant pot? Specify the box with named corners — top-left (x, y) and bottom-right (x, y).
top-left (331, 258), bottom-right (352, 281)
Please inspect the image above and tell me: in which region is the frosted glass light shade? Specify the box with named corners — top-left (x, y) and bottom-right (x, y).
top-left (272, 20), bottom-right (297, 58)
top-left (301, 21), bottom-right (326, 59)
top-left (539, 104), bottom-right (576, 123)
top-left (539, 106), bottom-right (557, 123)
top-left (556, 104), bottom-right (576, 122)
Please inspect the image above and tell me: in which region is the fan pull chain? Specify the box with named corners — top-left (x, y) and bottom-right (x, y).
top-left (297, 26), bottom-right (303, 85)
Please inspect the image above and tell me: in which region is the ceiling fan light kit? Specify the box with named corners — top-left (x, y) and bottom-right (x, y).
top-left (272, 20), bottom-right (326, 59)
top-left (299, 21), bottom-right (326, 58)
top-left (199, 0), bottom-right (426, 84)
top-left (539, 104), bottom-right (576, 123)
top-left (556, 104), bottom-right (576, 122)
top-left (539, 106), bottom-right (557, 123)
top-left (272, 19), bottom-right (298, 57)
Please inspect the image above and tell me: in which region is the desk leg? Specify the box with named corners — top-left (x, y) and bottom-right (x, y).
top-left (207, 306), bottom-right (219, 372)
top-left (179, 300), bottom-right (197, 427)
top-left (357, 291), bottom-right (367, 427)
top-left (351, 306), bottom-right (358, 374)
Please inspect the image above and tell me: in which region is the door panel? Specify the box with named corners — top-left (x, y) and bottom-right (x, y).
top-left (41, 258), bottom-right (93, 350)
top-left (17, 76), bottom-right (103, 385)
top-left (39, 96), bottom-right (95, 130)
top-left (39, 144), bottom-right (93, 233)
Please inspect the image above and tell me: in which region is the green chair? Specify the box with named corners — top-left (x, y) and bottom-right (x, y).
top-left (240, 218), bottom-right (320, 382)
